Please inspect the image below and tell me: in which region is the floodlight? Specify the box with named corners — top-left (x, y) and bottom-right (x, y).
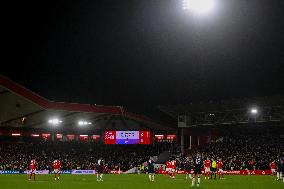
top-left (78, 120), bottom-right (92, 126)
top-left (48, 118), bottom-right (62, 125)
top-left (250, 108), bottom-right (258, 115)
top-left (78, 121), bottom-right (84, 125)
top-left (182, 0), bottom-right (215, 14)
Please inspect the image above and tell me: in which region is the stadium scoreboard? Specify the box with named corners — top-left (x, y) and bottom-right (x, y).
top-left (104, 131), bottom-right (150, 144)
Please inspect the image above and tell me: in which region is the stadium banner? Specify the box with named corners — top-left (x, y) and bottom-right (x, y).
top-left (110, 170), bottom-right (124, 174)
top-left (50, 170), bottom-right (72, 174)
top-left (71, 170), bottom-right (96, 174)
top-left (159, 170), bottom-right (272, 175)
top-left (240, 170), bottom-right (272, 175)
top-left (24, 170), bottom-right (49, 174)
top-left (0, 170), bottom-right (20, 174)
top-left (159, 170), bottom-right (271, 175)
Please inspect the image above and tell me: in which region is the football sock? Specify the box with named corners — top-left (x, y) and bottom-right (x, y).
top-left (192, 177), bottom-right (195, 186)
top-left (198, 176), bottom-right (200, 184)
top-left (149, 174), bottom-right (151, 181)
top-left (277, 172), bottom-right (280, 179)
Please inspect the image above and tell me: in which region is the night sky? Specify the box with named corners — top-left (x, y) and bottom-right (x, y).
top-left (2, 0), bottom-right (284, 113)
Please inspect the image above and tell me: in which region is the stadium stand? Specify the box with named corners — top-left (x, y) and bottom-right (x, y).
top-left (0, 75), bottom-right (283, 175)
top-left (0, 75), bottom-right (178, 173)
top-left (159, 97), bottom-right (284, 172)
top-left (185, 133), bottom-right (284, 170)
top-left (0, 141), bottom-right (175, 172)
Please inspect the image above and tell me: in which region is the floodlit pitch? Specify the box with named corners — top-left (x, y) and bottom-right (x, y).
top-left (0, 174), bottom-right (283, 189)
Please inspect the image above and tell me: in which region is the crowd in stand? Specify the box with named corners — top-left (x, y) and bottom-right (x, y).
top-left (186, 134), bottom-right (284, 170)
top-left (1, 133), bottom-right (283, 172)
top-left (0, 141), bottom-right (173, 172)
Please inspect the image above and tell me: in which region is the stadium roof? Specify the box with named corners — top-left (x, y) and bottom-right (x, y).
top-left (159, 96), bottom-right (284, 127)
top-left (159, 95), bottom-right (284, 115)
top-left (0, 75), bottom-right (173, 131)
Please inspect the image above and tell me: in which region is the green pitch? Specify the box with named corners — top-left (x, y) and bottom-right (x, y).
top-left (0, 174), bottom-right (283, 189)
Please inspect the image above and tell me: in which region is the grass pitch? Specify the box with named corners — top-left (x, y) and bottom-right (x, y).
top-left (0, 174), bottom-right (283, 189)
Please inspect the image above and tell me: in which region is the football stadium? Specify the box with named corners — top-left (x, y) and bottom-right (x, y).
top-left (1, 0), bottom-right (284, 189)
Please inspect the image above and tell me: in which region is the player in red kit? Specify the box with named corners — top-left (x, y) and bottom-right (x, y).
top-left (53, 159), bottom-right (61, 180)
top-left (270, 161), bottom-right (276, 175)
top-left (159, 165), bottom-right (164, 174)
top-left (217, 158), bottom-right (224, 179)
top-left (166, 161), bottom-right (171, 176)
top-left (204, 157), bottom-right (211, 180)
top-left (29, 159), bottom-right (36, 181)
top-left (170, 159), bottom-right (177, 179)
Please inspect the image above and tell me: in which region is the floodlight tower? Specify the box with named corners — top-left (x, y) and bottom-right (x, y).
top-left (250, 108), bottom-right (258, 115)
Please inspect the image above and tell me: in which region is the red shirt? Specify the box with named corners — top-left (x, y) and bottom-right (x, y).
top-left (270, 162), bottom-right (276, 169)
top-left (30, 160), bottom-right (36, 170)
top-left (53, 160), bottom-right (61, 169)
top-left (159, 166), bottom-right (163, 173)
top-left (166, 161), bottom-right (171, 169)
top-left (204, 160), bottom-right (211, 168)
top-left (171, 160), bottom-right (176, 169)
top-left (217, 160), bottom-right (223, 169)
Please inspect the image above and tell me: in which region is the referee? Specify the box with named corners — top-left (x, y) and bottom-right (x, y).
top-left (210, 158), bottom-right (217, 179)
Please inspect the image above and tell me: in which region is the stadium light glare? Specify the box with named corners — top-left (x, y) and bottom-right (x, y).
top-left (250, 108), bottom-right (258, 115)
top-left (48, 118), bottom-right (62, 125)
top-left (11, 133), bottom-right (21, 136)
top-left (182, 0), bottom-right (216, 14)
top-left (154, 135), bottom-right (164, 137)
top-left (78, 120), bottom-right (92, 126)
